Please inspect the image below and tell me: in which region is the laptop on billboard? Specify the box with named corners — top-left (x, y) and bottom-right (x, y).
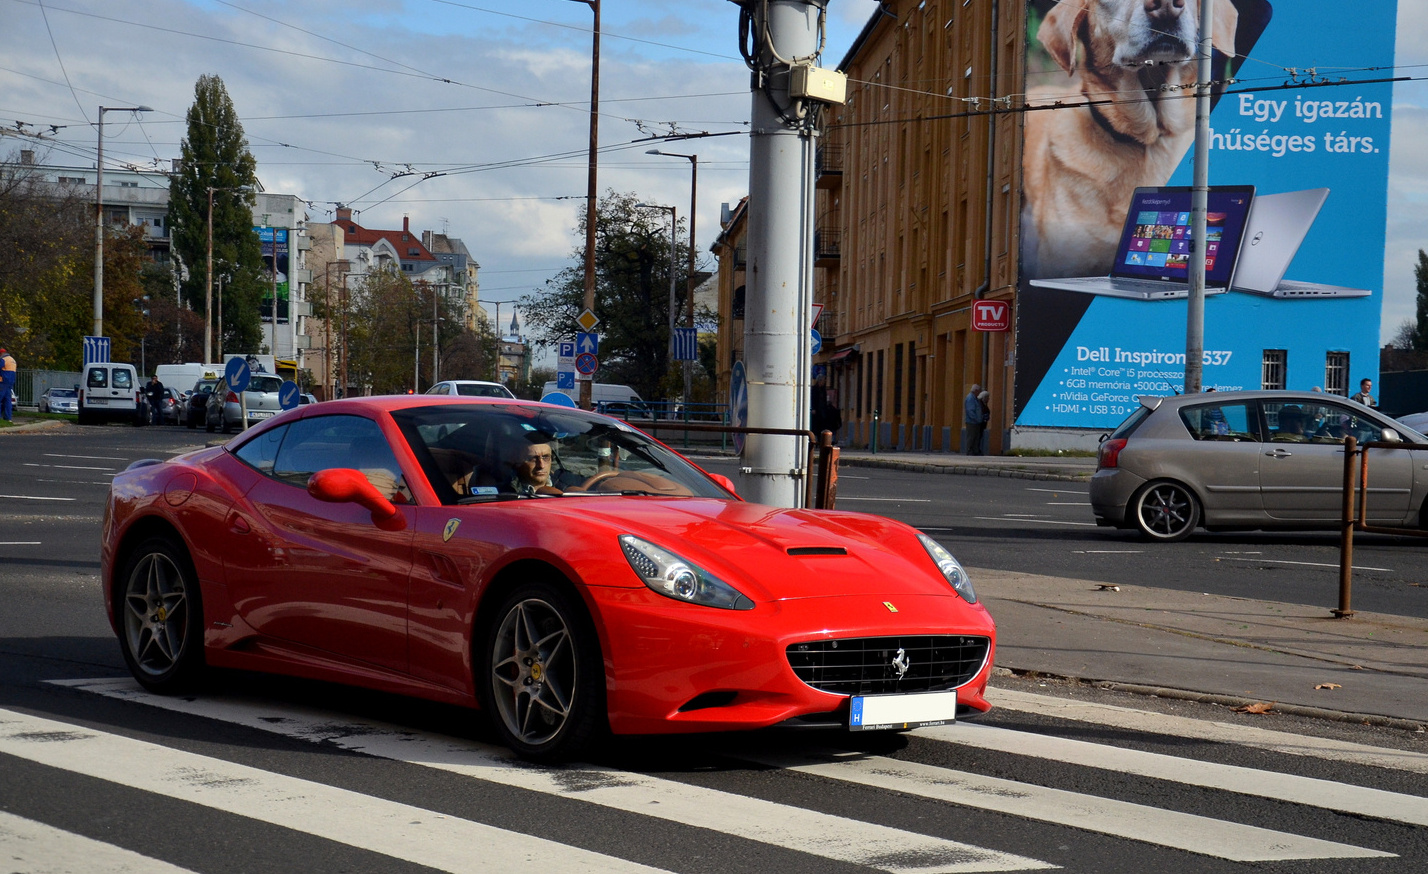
top-left (1030, 186), bottom-right (1256, 300)
top-left (1231, 188), bottom-right (1371, 299)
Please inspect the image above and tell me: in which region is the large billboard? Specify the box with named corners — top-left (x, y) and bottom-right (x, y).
top-left (1015, 0), bottom-right (1397, 430)
top-left (254, 226), bottom-right (290, 322)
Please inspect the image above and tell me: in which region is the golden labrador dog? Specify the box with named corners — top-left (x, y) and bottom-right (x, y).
top-left (1022, 0), bottom-right (1239, 278)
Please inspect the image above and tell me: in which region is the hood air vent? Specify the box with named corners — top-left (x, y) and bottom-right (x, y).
top-left (786, 546), bottom-right (848, 556)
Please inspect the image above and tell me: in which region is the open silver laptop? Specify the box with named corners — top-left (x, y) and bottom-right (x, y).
top-left (1230, 188), bottom-right (1371, 298)
top-left (1030, 186), bottom-right (1256, 300)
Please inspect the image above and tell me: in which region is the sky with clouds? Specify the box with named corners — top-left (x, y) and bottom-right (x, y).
top-left (2, 0), bottom-right (1423, 344)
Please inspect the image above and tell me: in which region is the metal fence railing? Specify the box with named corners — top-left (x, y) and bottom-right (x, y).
top-left (1335, 435), bottom-right (1428, 618)
top-left (13, 370), bottom-right (84, 407)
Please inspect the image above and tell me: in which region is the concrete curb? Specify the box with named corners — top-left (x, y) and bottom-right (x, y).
top-left (993, 667), bottom-right (1428, 733)
top-left (0, 419), bottom-right (68, 435)
top-left (839, 456), bottom-right (1092, 482)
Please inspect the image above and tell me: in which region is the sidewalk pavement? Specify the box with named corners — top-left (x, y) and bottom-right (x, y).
top-left (835, 449), bottom-right (1428, 730)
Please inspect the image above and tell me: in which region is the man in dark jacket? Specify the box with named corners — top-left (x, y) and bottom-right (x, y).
top-left (144, 376), bottom-right (166, 425)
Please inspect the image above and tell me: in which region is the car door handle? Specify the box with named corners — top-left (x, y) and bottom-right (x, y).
top-left (227, 511), bottom-right (251, 535)
top-left (1265, 449), bottom-right (1294, 458)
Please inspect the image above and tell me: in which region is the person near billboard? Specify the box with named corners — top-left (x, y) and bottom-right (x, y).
top-left (1350, 379), bottom-right (1376, 408)
top-left (964, 384), bottom-right (987, 456)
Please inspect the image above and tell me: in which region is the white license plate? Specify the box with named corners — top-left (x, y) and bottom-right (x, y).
top-left (849, 689), bottom-right (957, 731)
top-left (249, 410), bottom-right (275, 419)
top-left (88, 398), bottom-right (107, 405)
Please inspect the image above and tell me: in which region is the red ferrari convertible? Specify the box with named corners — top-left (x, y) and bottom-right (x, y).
top-left (103, 396), bottom-right (996, 759)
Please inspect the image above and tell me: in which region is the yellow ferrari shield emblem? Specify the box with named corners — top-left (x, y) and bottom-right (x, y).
top-left (883, 601), bottom-right (898, 613)
top-left (443, 518), bottom-right (461, 542)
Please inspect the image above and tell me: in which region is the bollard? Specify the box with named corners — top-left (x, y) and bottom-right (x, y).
top-left (871, 409), bottom-right (880, 455)
top-left (1335, 436), bottom-right (1356, 618)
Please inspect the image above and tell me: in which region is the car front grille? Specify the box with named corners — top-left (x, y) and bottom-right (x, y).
top-left (786, 635), bottom-right (990, 695)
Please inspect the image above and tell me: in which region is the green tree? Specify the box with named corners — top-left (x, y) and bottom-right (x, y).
top-left (169, 74), bottom-right (265, 358)
top-left (520, 190), bottom-right (697, 402)
top-left (1412, 249), bottom-right (1428, 352)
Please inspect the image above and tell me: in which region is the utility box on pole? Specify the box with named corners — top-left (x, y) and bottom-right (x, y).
top-left (731, 0), bottom-right (840, 508)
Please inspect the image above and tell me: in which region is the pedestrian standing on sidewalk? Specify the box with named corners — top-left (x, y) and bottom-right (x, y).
top-left (1349, 378), bottom-right (1376, 408)
top-left (964, 383), bottom-right (986, 456)
top-left (0, 347), bottom-right (16, 422)
top-left (978, 390), bottom-right (991, 452)
top-left (144, 375), bottom-right (166, 425)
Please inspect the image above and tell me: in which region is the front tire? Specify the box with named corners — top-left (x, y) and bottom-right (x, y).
top-left (116, 536), bottom-right (206, 693)
top-left (1132, 481), bottom-right (1201, 542)
top-left (478, 581), bottom-right (605, 761)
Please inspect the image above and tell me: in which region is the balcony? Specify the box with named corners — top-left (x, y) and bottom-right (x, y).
top-left (814, 215), bottom-right (841, 268)
top-left (815, 142), bottom-right (844, 189)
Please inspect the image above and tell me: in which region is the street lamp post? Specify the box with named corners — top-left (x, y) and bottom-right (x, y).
top-left (93, 105), bottom-right (152, 339)
top-left (647, 149), bottom-right (698, 404)
top-left (635, 203), bottom-right (678, 374)
top-left (564, 0), bottom-right (600, 409)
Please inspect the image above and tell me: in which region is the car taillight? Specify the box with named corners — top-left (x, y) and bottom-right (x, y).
top-left (226, 391), bottom-right (239, 403)
top-left (1097, 437), bottom-right (1127, 470)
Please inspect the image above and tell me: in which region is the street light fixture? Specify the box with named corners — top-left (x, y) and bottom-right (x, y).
top-left (93, 105), bottom-right (152, 339)
top-left (634, 203), bottom-right (678, 371)
top-left (646, 148), bottom-right (698, 404)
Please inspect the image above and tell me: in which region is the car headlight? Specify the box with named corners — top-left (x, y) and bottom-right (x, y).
top-left (619, 535), bottom-right (754, 610)
top-left (916, 533), bottom-right (977, 604)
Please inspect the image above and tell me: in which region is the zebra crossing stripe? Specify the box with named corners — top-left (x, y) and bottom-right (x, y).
top-left (0, 810), bottom-right (199, 874)
top-left (54, 678), bottom-right (1053, 874)
top-left (988, 688), bottom-right (1428, 774)
top-left (0, 707), bottom-right (669, 874)
top-left (923, 722), bottom-right (1428, 829)
top-left (745, 749), bottom-right (1391, 862)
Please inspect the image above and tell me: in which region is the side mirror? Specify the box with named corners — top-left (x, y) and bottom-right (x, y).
top-left (708, 473), bottom-right (739, 497)
top-left (1380, 428), bottom-right (1401, 443)
top-left (308, 468), bottom-right (406, 531)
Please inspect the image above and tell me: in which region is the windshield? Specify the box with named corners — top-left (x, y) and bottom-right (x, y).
top-left (455, 383), bottom-right (511, 398)
top-left (247, 376), bottom-right (284, 394)
top-left (391, 403), bottom-right (734, 505)
top-left (50, 389), bottom-right (77, 398)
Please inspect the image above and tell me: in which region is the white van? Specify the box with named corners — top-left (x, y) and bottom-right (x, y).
top-left (78, 362), bottom-right (143, 425)
top-left (155, 363), bottom-right (220, 395)
top-left (542, 382), bottom-right (647, 414)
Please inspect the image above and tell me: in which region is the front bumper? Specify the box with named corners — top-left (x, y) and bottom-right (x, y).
top-left (587, 586), bottom-right (995, 735)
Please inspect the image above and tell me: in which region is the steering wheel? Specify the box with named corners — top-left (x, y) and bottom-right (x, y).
top-left (575, 470), bottom-right (622, 492)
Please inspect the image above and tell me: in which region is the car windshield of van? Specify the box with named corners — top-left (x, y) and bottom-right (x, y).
top-left (391, 403), bottom-right (733, 505)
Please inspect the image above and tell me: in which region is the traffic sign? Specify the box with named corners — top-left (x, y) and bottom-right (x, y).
top-left (83, 336), bottom-right (111, 367)
top-left (811, 328), bottom-right (822, 355)
top-left (576, 309), bottom-right (600, 332)
top-left (810, 302), bottom-right (823, 331)
top-left (673, 327), bottom-right (697, 361)
top-left (279, 380), bottom-right (301, 411)
top-left (556, 371), bottom-right (575, 390)
top-left (575, 352), bottom-right (599, 375)
top-left (541, 391), bottom-right (578, 407)
top-left (576, 332), bottom-right (599, 355)
top-left (224, 356), bottom-right (252, 393)
top-left (558, 341), bottom-right (575, 358)
top-left (729, 360), bottom-right (748, 455)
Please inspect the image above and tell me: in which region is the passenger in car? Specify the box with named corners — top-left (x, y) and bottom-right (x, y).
top-left (1272, 406), bottom-right (1310, 442)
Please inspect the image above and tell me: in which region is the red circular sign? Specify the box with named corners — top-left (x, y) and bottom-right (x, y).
top-left (575, 352), bottom-right (599, 375)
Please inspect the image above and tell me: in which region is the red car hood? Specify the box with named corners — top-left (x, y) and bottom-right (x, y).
top-left (537, 497), bottom-right (955, 603)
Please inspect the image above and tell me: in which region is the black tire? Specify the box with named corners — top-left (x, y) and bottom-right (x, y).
top-left (116, 536), bottom-right (206, 693)
top-left (1132, 481), bottom-right (1201, 542)
top-left (77, 409), bottom-right (93, 426)
top-left (478, 580), bottom-right (605, 761)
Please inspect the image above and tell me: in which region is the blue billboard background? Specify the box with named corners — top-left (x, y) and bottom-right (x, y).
top-left (1014, 0), bottom-right (1397, 430)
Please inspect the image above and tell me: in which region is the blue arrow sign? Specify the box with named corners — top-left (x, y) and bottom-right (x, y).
top-left (279, 380), bottom-right (301, 411)
top-left (224, 356), bottom-right (252, 393)
top-left (82, 336), bottom-right (111, 367)
top-left (673, 327), bottom-right (698, 361)
top-left (576, 332), bottom-right (599, 354)
top-left (811, 328), bottom-right (822, 355)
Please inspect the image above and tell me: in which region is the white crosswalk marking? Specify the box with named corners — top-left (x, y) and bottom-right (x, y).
top-left (989, 688), bottom-right (1428, 774)
top-left (921, 722), bottom-right (1428, 828)
top-left (0, 810), bottom-right (199, 874)
top-left (0, 707), bottom-right (669, 874)
top-left (54, 678), bottom-right (1052, 874)
top-left (745, 749), bottom-right (1391, 862)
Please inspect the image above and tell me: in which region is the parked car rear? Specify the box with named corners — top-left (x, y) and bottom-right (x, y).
top-left (77, 363), bottom-right (143, 426)
top-left (211, 374), bottom-right (285, 432)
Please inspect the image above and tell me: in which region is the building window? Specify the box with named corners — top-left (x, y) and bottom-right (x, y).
top-left (1324, 352), bottom-right (1349, 396)
top-left (57, 176), bottom-right (85, 185)
top-left (732, 285), bottom-right (745, 320)
top-left (1262, 349), bottom-right (1287, 390)
top-left (892, 344), bottom-right (903, 416)
top-left (907, 342), bottom-right (916, 419)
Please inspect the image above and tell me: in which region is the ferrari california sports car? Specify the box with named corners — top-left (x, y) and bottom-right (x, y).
top-left (103, 396), bottom-right (995, 759)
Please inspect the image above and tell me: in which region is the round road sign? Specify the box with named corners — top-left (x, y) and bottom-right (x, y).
top-left (575, 352), bottom-right (599, 375)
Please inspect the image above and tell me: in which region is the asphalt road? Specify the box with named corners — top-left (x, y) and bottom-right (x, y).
top-left (2, 424), bottom-right (1427, 872)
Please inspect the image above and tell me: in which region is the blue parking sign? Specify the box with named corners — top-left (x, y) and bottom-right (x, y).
top-left (556, 371), bottom-right (575, 390)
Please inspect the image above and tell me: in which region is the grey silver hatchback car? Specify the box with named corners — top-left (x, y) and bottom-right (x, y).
top-left (1091, 390), bottom-right (1428, 541)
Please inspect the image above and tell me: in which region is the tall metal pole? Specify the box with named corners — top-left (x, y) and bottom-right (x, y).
top-left (569, 0), bottom-right (600, 410)
top-left (740, 0), bottom-right (821, 507)
top-left (648, 149), bottom-right (700, 407)
top-left (1184, 0), bottom-right (1214, 394)
top-left (205, 187), bottom-right (215, 364)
